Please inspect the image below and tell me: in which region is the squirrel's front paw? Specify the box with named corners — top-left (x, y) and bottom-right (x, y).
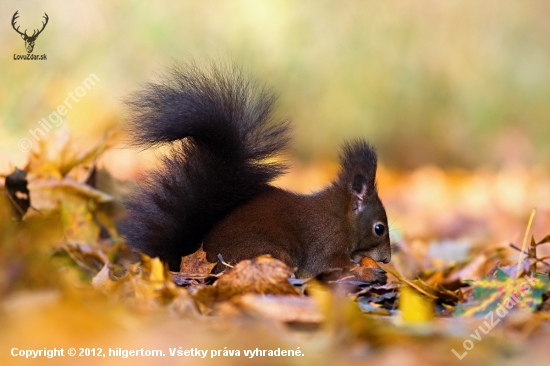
top-left (349, 265), bottom-right (387, 284)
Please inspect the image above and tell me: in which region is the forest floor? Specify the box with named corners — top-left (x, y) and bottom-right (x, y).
top-left (1, 131), bottom-right (550, 366)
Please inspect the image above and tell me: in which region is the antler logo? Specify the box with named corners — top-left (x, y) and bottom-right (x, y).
top-left (12, 11), bottom-right (49, 54)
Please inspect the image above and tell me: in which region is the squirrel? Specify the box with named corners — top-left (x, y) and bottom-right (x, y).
top-left (122, 63), bottom-right (391, 281)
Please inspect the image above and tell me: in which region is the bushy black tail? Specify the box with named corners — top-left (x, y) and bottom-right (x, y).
top-left (122, 63), bottom-right (289, 270)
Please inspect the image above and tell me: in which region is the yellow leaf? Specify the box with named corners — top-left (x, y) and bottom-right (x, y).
top-left (140, 254), bottom-right (171, 283)
top-left (60, 199), bottom-right (100, 245)
top-left (399, 286), bottom-right (433, 324)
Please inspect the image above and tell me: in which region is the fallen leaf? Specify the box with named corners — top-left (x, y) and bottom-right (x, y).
top-left (60, 199), bottom-right (100, 245)
top-left (194, 255), bottom-right (299, 306)
top-left (399, 286), bottom-right (434, 324)
top-left (237, 294), bottom-right (323, 324)
top-left (28, 176), bottom-right (113, 214)
top-left (454, 269), bottom-right (550, 317)
top-left (384, 266), bottom-right (460, 303)
top-left (27, 126), bottom-right (115, 179)
top-left (179, 247), bottom-right (216, 275)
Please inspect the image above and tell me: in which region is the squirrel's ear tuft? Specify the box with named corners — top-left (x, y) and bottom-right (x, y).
top-left (338, 140), bottom-right (378, 213)
top-left (351, 173), bottom-right (368, 213)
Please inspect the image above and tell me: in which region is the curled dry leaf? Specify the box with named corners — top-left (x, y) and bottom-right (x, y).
top-left (194, 255), bottom-right (300, 306)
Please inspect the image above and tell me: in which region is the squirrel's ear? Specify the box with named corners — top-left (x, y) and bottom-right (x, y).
top-left (338, 140), bottom-right (378, 214)
top-left (351, 173), bottom-right (372, 214)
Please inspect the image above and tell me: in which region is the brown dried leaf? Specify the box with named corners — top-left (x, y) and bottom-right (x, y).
top-left (179, 247), bottom-right (216, 275)
top-left (194, 255), bottom-right (299, 306)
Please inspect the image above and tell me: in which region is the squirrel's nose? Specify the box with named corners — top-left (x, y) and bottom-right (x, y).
top-left (381, 256), bottom-right (391, 264)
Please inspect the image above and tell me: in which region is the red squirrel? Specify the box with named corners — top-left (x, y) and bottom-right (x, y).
top-left (122, 63), bottom-right (391, 281)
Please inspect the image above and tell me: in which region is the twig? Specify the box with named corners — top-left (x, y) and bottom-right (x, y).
top-left (509, 243), bottom-right (550, 269)
top-left (516, 208), bottom-right (536, 279)
top-left (529, 235), bottom-right (537, 273)
top-left (217, 254), bottom-right (234, 269)
top-left (4, 191), bottom-right (26, 217)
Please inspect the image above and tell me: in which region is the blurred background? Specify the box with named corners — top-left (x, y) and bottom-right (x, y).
top-left (3, 0), bottom-right (550, 168)
top-left (1, 0), bottom-right (550, 244)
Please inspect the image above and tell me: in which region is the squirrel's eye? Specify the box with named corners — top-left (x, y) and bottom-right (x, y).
top-left (373, 223), bottom-right (385, 236)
